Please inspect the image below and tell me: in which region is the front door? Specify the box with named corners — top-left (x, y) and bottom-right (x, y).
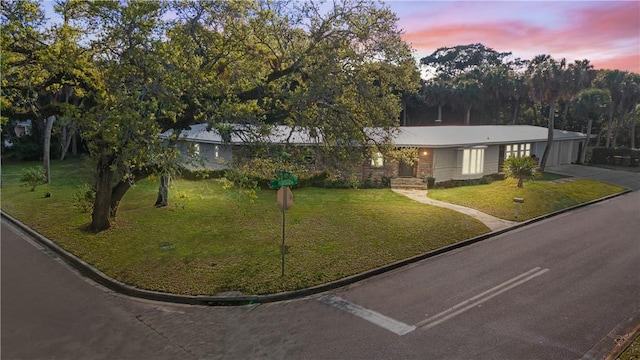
top-left (399, 160), bottom-right (414, 177)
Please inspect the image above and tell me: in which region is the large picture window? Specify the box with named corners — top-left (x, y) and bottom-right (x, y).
top-left (505, 143), bottom-right (531, 158)
top-left (462, 148), bottom-right (484, 175)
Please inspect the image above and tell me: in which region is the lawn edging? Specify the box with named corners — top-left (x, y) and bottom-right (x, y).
top-left (1, 189), bottom-right (630, 306)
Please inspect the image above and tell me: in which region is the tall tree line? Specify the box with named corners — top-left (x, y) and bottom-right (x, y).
top-left (417, 43), bottom-right (640, 162)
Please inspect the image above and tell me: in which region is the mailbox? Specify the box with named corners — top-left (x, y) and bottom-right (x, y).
top-left (513, 198), bottom-right (524, 218)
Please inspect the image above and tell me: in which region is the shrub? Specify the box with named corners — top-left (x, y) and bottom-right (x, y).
top-left (590, 147), bottom-right (640, 167)
top-left (503, 156), bottom-right (537, 188)
top-left (433, 175), bottom-right (495, 189)
top-left (177, 167), bottom-right (225, 180)
top-left (426, 176), bottom-right (436, 189)
top-left (71, 184), bottom-right (95, 213)
top-left (20, 166), bottom-right (46, 191)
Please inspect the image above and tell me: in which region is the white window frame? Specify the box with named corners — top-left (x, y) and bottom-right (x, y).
top-left (505, 143), bottom-right (531, 159)
top-left (193, 143), bottom-right (200, 156)
top-left (371, 152), bottom-right (384, 168)
top-left (462, 147), bottom-right (485, 175)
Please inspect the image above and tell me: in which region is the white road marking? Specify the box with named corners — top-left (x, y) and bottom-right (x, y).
top-left (415, 267), bottom-right (550, 330)
top-left (317, 295), bottom-right (416, 336)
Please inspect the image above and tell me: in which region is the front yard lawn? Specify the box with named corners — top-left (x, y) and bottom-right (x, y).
top-left (1, 159), bottom-right (489, 295)
top-left (1, 160), bottom-right (625, 295)
top-left (427, 177), bottom-right (625, 221)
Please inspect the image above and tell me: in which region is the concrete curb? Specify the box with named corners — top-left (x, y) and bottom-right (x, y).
top-left (1, 189), bottom-right (631, 306)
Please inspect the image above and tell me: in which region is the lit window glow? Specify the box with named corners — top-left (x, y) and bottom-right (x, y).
top-left (462, 148), bottom-right (484, 174)
top-left (371, 152), bottom-right (384, 167)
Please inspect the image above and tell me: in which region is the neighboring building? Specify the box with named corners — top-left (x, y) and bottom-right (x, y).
top-left (162, 124), bottom-right (588, 184)
top-left (3, 120), bottom-right (33, 148)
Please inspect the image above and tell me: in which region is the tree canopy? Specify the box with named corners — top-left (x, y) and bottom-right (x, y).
top-left (2, 0), bottom-right (420, 231)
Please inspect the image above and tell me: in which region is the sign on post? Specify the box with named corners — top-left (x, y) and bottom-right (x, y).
top-left (271, 171), bottom-right (299, 277)
top-left (277, 186), bottom-right (293, 210)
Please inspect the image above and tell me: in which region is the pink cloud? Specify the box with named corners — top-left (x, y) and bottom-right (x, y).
top-left (398, 1), bottom-right (639, 73)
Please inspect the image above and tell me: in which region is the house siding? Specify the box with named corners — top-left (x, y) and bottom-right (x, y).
top-left (432, 148), bottom-right (457, 182)
top-left (177, 141), bottom-right (232, 170)
top-left (531, 139), bottom-right (581, 167)
top-left (165, 125), bottom-right (587, 184)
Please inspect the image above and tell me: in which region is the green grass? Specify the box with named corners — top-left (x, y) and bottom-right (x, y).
top-left (1, 158), bottom-right (489, 295)
top-left (1, 160), bottom-right (625, 295)
top-left (619, 333), bottom-right (640, 360)
top-left (428, 176), bottom-right (624, 221)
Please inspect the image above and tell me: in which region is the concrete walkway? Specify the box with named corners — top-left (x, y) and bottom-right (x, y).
top-left (391, 189), bottom-right (518, 231)
top-left (392, 164), bottom-right (640, 232)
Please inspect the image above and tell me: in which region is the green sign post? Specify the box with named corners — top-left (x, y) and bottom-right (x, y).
top-left (271, 171), bottom-right (298, 277)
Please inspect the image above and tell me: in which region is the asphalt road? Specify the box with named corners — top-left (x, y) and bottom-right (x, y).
top-left (2, 191), bottom-right (639, 359)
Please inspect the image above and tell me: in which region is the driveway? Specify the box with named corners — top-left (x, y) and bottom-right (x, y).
top-left (547, 164), bottom-right (640, 191)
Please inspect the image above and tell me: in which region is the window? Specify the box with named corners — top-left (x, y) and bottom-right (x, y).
top-left (462, 148), bottom-right (484, 175)
top-left (505, 143), bottom-right (531, 159)
top-left (371, 152), bottom-right (384, 168)
top-left (214, 145), bottom-right (219, 159)
top-left (193, 143), bottom-right (200, 156)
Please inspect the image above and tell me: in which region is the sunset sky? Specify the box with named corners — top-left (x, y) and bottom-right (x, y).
top-left (40, 1), bottom-right (639, 73)
top-left (387, 0), bottom-right (640, 73)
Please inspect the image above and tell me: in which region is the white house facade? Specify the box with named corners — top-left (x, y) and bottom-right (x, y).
top-left (162, 124), bottom-right (588, 183)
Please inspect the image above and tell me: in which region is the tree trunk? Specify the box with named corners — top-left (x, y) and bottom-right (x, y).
top-left (559, 101), bottom-right (570, 129)
top-left (110, 180), bottom-right (132, 218)
top-left (539, 101), bottom-right (556, 171)
top-left (91, 154), bottom-right (115, 232)
top-left (580, 118), bottom-right (593, 164)
top-left (465, 107), bottom-right (471, 125)
top-left (517, 178), bottom-right (524, 188)
top-left (59, 123), bottom-right (75, 160)
top-left (71, 132), bottom-right (78, 156)
top-left (437, 104), bottom-right (442, 121)
top-left (631, 106), bottom-right (637, 149)
top-left (605, 107), bottom-right (614, 148)
top-left (511, 100), bottom-right (520, 125)
top-left (612, 119), bottom-right (621, 148)
top-left (43, 115), bottom-right (55, 184)
top-left (155, 173), bottom-right (170, 207)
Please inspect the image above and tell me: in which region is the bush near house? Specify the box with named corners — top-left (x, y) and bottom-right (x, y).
top-left (590, 147), bottom-right (640, 167)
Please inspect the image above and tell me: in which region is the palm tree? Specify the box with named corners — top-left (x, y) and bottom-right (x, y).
top-left (573, 88), bottom-right (611, 163)
top-left (525, 55), bottom-right (570, 171)
top-left (452, 76), bottom-right (481, 125)
top-left (594, 70), bottom-right (627, 147)
top-left (507, 72), bottom-right (529, 125)
top-left (422, 79), bottom-right (452, 122)
top-left (503, 156), bottom-right (537, 188)
top-left (618, 73), bottom-right (640, 149)
top-left (559, 60), bottom-right (595, 129)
